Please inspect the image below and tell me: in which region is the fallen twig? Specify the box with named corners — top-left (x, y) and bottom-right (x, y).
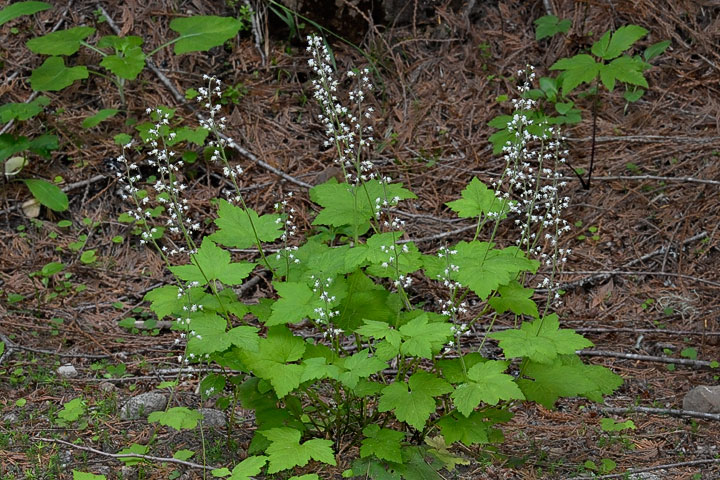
top-left (600, 406), bottom-right (720, 422)
top-left (32, 436), bottom-right (222, 472)
top-left (578, 349), bottom-right (717, 369)
top-left (561, 270), bottom-right (720, 288)
top-left (569, 457), bottom-right (720, 480)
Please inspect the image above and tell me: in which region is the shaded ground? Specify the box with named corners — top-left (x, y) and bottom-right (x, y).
top-left (1, 0), bottom-right (720, 478)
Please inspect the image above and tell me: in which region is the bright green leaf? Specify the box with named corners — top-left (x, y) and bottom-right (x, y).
top-left (549, 54), bottom-right (601, 94)
top-left (261, 427), bottom-right (336, 474)
top-left (399, 314), bottom-right (453, 359)
top-left (170, 238), bottom-right (255, 286)
top-left (172, 449), bottom-right (195, 460)
top-left (600, 56), bottom-right (648, 91)
top-left (360, 424), bottom-right (405, 463)
top-left (451, 361), bottom-right (524, 416)
top-left (224, 455), bottom-right (268, 480)
top-left (30, 56), bottom-right (89, 91)
top-left (170, 16), bottom-right (244, 54)
top-left (117, 443), bottom-right (149, 466)
top-left (337, 349), bottom-right (386, 389)
top-left (488, 281), bottom-right (539, 318)
top-left (80, 249), bottom-right (97, 264)
top-left (446, 177), bottom-right (509, 219)
top-left (209, 199), bottom-right (283, 249)
top-left (378, 372), bottom-right (452, 430)
top-left (72, 471), bottom-right (106, 480)
top-left (0, 96), bottom-right (50, 123)
top-left (426, 241), bottom-right (538, 300)
top-left (26, 26), bottom-right (95, 55)
top-left (266, 281), bottom-right (324, 326)
top-left (81, 109), bottom-right (119, 129)
top-left (489, 314), bottom-right (592, 363)
top-left (100, 46), bottom-right (146, 80)
top-left (148, 406), bottom-right (203, 431)
top-left (534, 15), bottom-right (571, 41)
top-left (596, 25), bottom-right (648, 60)
top-left (23, 178), bottom-right (68, 212)
top-left (0, 2), bottom-right (51, 27)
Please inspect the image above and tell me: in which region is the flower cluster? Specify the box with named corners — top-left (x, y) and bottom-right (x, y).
top-left (493, 67), bottom-right (572, 299)
top-left (306, 34), bottom-right (375, 183)
top-left (310, 275), bottom-right (343, 339)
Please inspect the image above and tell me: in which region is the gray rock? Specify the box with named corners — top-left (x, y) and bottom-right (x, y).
top-left (57, 364), bottom-right (78, 378)
top-left (2, 412), bottom-right (18, 424)
top-left (120, 466), bottom-right (137, 479)
top-left (198, 408), bottom-right (226, 428)
top-left (683, 385), bottom-right (720, 413)
top-left (120, 392), bottom-right (167, 420)
top-left (98, 381), bottom-right (116, 393)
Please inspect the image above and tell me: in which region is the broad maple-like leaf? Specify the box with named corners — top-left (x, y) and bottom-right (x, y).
top-left (210, 199), bottom-right (283, 249)
top-left (446, 177), bottom-right (510, 219)
top-left (378, 372), bottom-right (452, 430)
top-left (170, 238), bottom-right (255, 286)
top-left (550, 54), bottom-right (601, 95)
top-left (261, 427), bottom-right (336, 474)
top-left (489, 314), bottom-right (593, 364)
top-left (451, 361), bottom-right (524, 416)
top-left (360, 424), bottom-right (405, 463)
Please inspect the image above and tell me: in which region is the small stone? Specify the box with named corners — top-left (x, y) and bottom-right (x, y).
top-left (198, 408), bottom-right (226, 428)
top-left (120, 465), bottom-right (137, 479)
top-left (98, 381), bottom-right (116, 393)
top-left (683, 385), bottom-right (720, 413)
top-left (57, 364), bottom-right (78, 378)
top-left (120, 392), bottom-right (167, 420)
top-left (2, 412), bottom-right (18, 424)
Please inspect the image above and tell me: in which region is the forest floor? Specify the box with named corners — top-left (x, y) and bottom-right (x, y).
top-left (1, 0), bottom-right (720, 479)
